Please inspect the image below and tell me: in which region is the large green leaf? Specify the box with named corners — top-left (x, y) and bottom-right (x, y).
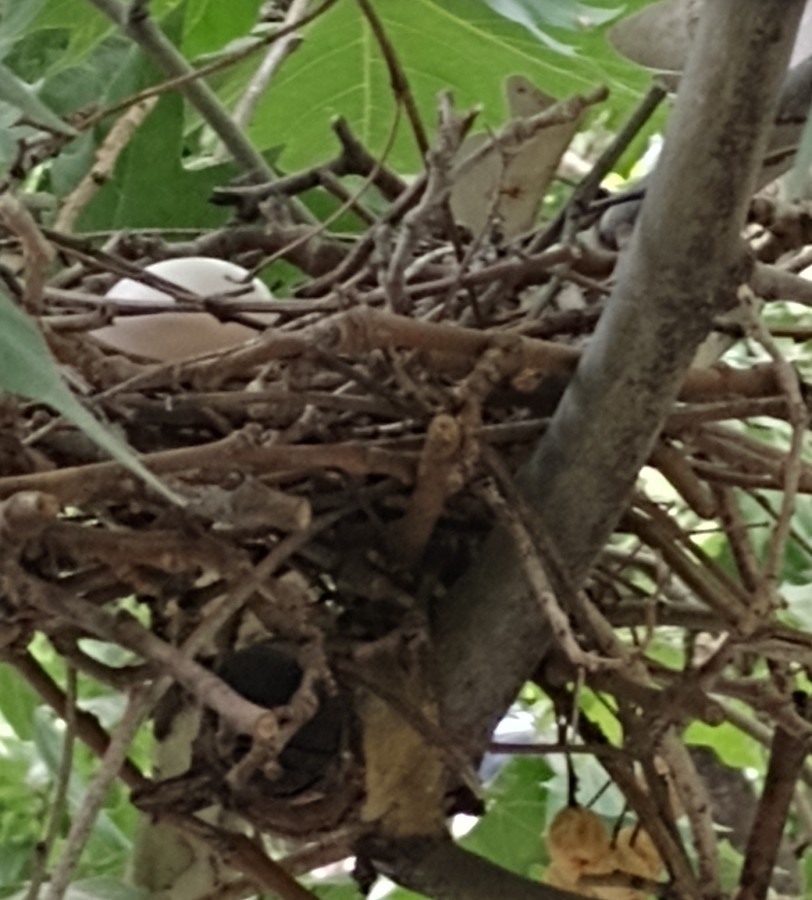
top-left (215, 0), bottom-right (651, 172)
top-left (0, 730), bottom-right (46, 873)
top-left (19, 0), bottom-right (262, 88)
top-left (0, 837), bottom-right (37, 890)
top-left (23, 1), bottom-right (113, 74)
top-left (23, 0), bottom-right (185, 76)
top-left (313, 756), bottom-right (555, 899)
top-left (0, 291), bottom-right (182, 505)
top-left (46, 1), bottom-right (247, 229)
top-left (76, 89), bottom-right (236, 230)
top-left (0, 0), bottom-right (50, 60)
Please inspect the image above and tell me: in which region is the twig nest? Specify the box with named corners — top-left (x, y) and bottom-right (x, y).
top-left (185, 641), bottom-right (359, 837)
top-left (92, 256), bottom-right (274, 361)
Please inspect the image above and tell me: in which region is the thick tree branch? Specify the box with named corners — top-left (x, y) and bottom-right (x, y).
top-left (366, 836), bottom-right (586, 900)
top-left (432, 0), bottom-right (804, 753)
top-left (86, 0), bottom-right (272, 181)
top-left (522, 0), bottom-right (804, 581)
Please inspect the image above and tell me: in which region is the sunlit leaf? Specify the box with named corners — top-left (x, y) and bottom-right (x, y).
top-left (180, 0), bottom-right (265, 58)
top-left (461, 756), bottom-right (554, 875)
top-left (227, 0), bottom-right (649, 172)
top-left (684, 721), bottom-right (764, 770)
top-left (478, 0), bottom-right (576, 54)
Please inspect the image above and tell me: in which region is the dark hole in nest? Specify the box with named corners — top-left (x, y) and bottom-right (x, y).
top-left (216, 641), bottom-right (348, 797)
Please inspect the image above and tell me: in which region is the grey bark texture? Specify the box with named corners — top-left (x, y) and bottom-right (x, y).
top-left (434, 0), bottom-right (804, 755)
top-left (412, 3), bottom-right (806, 897)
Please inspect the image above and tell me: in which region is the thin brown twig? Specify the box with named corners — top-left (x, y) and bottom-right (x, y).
top-left (24, 665), bottom-right (78, 900)
top-left (44, 684), bottom-right (153, 900)
top-left (0, 192), bottom-right (54, 313)
top-left (252, 102), bottom-right (403, 276)
top-left (9, 562), bottom-right (273, 737)
top-left (55, 98), bottom-right (157, 233)
top-left (739, 285), bottom-right (811, 591)
top-left (0, 431), bottom-right (417, 504)
top-left (354, 0), bottom-right (428, 157)
top-left (157, 813), bottom-right (321, 900)
top-left (3, 650), bottom-right (146, 790)
top-left (388, 413), bottom-right (463, 565)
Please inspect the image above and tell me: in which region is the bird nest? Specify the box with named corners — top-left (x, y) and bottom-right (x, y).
top-left (2, 102), bottom-right (812, 881)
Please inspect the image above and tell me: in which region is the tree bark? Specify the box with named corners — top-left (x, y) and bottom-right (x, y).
top-left (366, 836), bottom-right (586, 900)
top-left (519, 0), bottom-right (804, 585)
top-left (432, 0), bottom-right (805, 782)
top-left (395, 5), bottom-right (805, 896)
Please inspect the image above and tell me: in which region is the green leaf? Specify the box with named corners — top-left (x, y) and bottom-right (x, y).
top-left (0, 62), bottom-right (76, 135)
top-left (30, 707), bottom-right (131, 853)
top-left (0, 665), bottom-right (40, 741)
top-left (0, 839), bottom-right (37, 889)
top-left (460, 756), bottom-right (553, 876)
top-left (224, 0), bottom-right (649, 173)
top-left (804, 847), bottom-right (812, 898)
top-left (717, 840), bottom-right (746, 893)
top-left (0, 0), bottom-right (50, 60)
top-left (24, 0), bottom-right (184, 75)
top-left (180, 0), bottom-right (265, 58)
top-left (22, 1), bottom-right (111, 74)
top-left (683, 722), bottom-right (764, 771)
top-left (67, 879), bottom-right (149, 900)
top-left (76, 89), bottom-right (235, 230)
top-left (0, 291), bottom-right (182, 505)
top-left (313, 883), bottom-right (368, 900)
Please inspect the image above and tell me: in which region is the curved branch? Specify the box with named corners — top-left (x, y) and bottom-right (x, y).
top-left (366, 836), bottom-right (586, 900)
